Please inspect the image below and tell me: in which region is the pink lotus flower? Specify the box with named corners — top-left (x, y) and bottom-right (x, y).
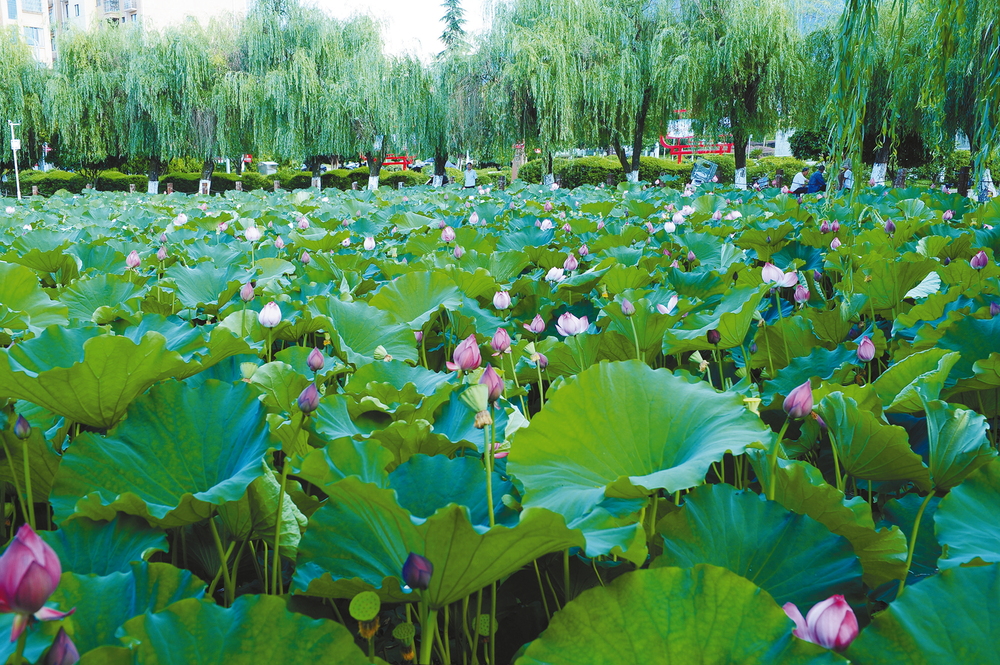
top-left (563, 223), bottom-right (572, 233)
top-left (523, 315), bottom-right (545, 334)
top-left (446, 334), bottom-right (481, 372)
top-left (156, 245), bottom-right (167, 262)
top-left (783, 595), bottom-right (858, 652)
top-left (257, 301), bottom-right (281, 328)
top-left (218, 222), bottom-right (228, 232)
top-left (971, 250), bottom-right (989, 270)
top-left (491, 328), bottom-right (511, 355)
top-left (545, 267), bottom-right (565, 282)
top-left (540, 219), bottom-right (554, 231)
top-left (781, 186), bottom-right (790, 194)
top-left (544, 202), bottom-right (553, 212)
top-left (442, 226), bottom-right (456, 242)
top-left (126, 250), bottom-right (140, 270)
top-left (831, 221), bottom-right (840, 232)
top-left (469, 212), bottom-right (480, 225)
top-left (657, 295), bottom-right (679, 315)
top-left (244, 225), bottom-right (261, 242)
top-left (555, 312), bottom-right (589, 336)
top-left (578, 244), bottom-right (589, 257)
top-left (856, 335), bottom-right (875, 362)
top-left (794, 284), bottom-right (810, 304)
top-left (363, 237), bottom-right (376, 251)
top-left (297, 217), bottom-right (309, 230)
top-left (240, 282), bottom-right (254, 302)
top-left (0, 525), bottom-right (75, 642)
top-left (762, 263), bottom-right (798, 288)
top-left (300, 251), bottom-right (311, 264)
top-left (454, 245), bottom-right (465, 259)
top-left (830, 237), bottom-right (842, 250)
top-left (820, 221), bottom-right (831, 233)
top-left (493, 291), bottom-right (511, 310)
top-left (480, 365), bottom-right (504, 403)
top-left (198, 202), bottom-right (208, 211)
top-left (341, 237), bottom-right (350, 247)
top-left (943, 209), bottom-right (954, 221)
top-left (783, 380), bottom-right (813, 419)
top-left (664, 221), bottom-right (676, 233)
top-left (563, 254), bottom-right (579, 271)
top-left (672, 212), bottom-right (685, 225)
top-left (597, 221), bottom-right (605, 230)
top-left (414, 330), bottom-right (423, 343)
top-left (711, 211), bottom-right (722, 221)
top-left (491, 441), bottom-right (509, 459)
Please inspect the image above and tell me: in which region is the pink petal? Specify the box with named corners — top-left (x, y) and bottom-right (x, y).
top-left (445, 362), bottom-right (459, 371)
top-left (34, 606), bottom-right (75, 622)
top-left (9, 614), bottom-right (27, 643)
top-left (10, 562), bottom-right (57, 614)
top-left (782, 602), bottom-right (812, 642)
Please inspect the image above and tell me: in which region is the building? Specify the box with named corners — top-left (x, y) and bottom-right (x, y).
top-left (1, 0), bottom-right (55, 66)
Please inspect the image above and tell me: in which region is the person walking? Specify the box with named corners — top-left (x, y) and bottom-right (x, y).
top-left (807, 165), bottom-right (827, 193)
top-left (464, 162), bottom-right (477, 189)
top-left (790, 167), bottom-right (809, 194)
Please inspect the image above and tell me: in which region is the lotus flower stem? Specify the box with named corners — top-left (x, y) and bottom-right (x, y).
top-left (208, 519), bottom-right (233, 606)
top-left (897, 491), bottom-right (936, 598)
top-left (0, 440), bottom-right (27, 529)
top-left (506, 353), bottom-right (528, 420)
top-left (419, 608), bottom-right (438, 664)
top-left (628, 317), bottom-right (642, 362)
top-left (715, 350), bottom-right (726, 391)
top-left (774, 293), bottom-right (791, 364)
top-left (766, 419), bottom-right (791, 501)
top-left (229, 537), bottom-right (248, 596)
top-left (439, 607), bottom-right (450, 664)
top-left (420, 334), bottom-right (428, 369)
top-left (206, 541), bottom-right (234, 598)
top-left (241, 301), bottom-right (247, 338)
top-left (12, 628), bottom-right (26, 665)
top-left (267, 328), bottom-right (273, 364)
top-left (591, 558), bottom-right (605, 587)
top-left (261, 542), bottom-right (268, 593)
top-left (762, 324), bottom-right (775, 378)
top-left (272, 457), bottom-right (290, 595)
top-left (535, 364), bottom-right (545, 410)
top-left (830, 431), bottom-right (844, 492)
top-left (563, 549), bottom-right (571, 604)
top-left (532, 561), bottom-right (551, 621)
top-left (647, 494), bottom-right (659, 541)
top-left (471, 590), bottom-right (483, 665)
top-left (543, 571), bottom-right (562, 612)
top-left (484, 428), bottom-right (495, 529)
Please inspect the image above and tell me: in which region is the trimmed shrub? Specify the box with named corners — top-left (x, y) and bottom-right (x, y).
top-left (239, 171), bottom-right (273, 191)
top-left (789, 130), bottom-right (829, 160)
top-left (158, 173), bottom-right (201, 194)
top-left (20, 170), bottom-right (86, 196)
top-left (321, 169), bottom-right (352, 190)
top-left (381, 170), bottom-right (429, 188)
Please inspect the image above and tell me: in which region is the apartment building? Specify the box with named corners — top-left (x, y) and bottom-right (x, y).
top-left (1, 0), bottom-right (54, 65)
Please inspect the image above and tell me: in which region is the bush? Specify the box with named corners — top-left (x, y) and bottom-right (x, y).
top-left (321, 169), bottom-right (352, 190)
top-left (159, 173), bottom-right (201, 194)
top-left (748, 157), bottom-right (810, 184)
top-left (20, 170), bottom-right (86, 196)
top-left (381, 170), bottom-right (429, 188)
top-left (789, 130), bottom-right (829, 160)
top-left (96, 171), bottom-right (148, 192)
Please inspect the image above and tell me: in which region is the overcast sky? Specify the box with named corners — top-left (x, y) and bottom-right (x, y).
top-left (312, 0), bottom-right (493, 59)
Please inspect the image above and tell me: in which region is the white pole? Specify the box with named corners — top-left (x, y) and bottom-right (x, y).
top-left (9, 121), bottom-right (22, 201)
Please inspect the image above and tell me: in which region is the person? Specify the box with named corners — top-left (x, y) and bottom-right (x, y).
top-left (464, 162), bottom-right (477, 189)
top-left (839, 163), bottom-right (853, 191)
top-left (807, 165), bottom-right (827, 193)
top-left (790, 167), bottom-right (809, 194)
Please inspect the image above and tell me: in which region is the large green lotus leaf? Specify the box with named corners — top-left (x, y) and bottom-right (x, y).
top-left (274, 345), bottom-right (348, 383)
top-left (0, 424), bottom-right (61, 502)
top-left (665, 267), bottom-right (727, 300)
top-left (60, 273), bottom-right (147, 324)
top-left (309, 296), bottom-right (417, 365)
top-left (45, 562), bottom-right (205, 656)
top-left (751, 315), bottom-right (826, 371)
top-left (0, 261), bottom-right (68, 332)
top-left (4, 233), bottom-right (81, 285)
top-left (0, 326), bottom-right (192, 428)
top-left (852, 254), bottom-right (936, 314)
top-left (934, 457), bottom-right (1000, 569)
top-left (294, 477), bottom-right (584, 607)
top-left (217, 462), bottom-right (308, 558)
top-left (847, 564), bottom-right (1000, 664)
top-left (762, 346), bottom-right (857, 406)
top-left (122, 315), bottom-right (253, 380)
top-left (116, 595), bottom-right (368, 665)
top-left (367, 419), bottom-right (462, 469)
top-left (654, 484), bottom-right (862, 607)
top-left (599, 298), bottom-right (676, 361)
top-left (389, 454), bottom-right (516, 527)
top-left (662, 286), bottom-right (767, 354)
top-left (816, 392), bottom-right (931, 489)
top-left (509, 361), bottom-right (771, 529)
top-left (427, 391), bottom-right (511, 450)
top-left (919, 391), bottom-right (996, 491)
top-left (292, 438), bottom-right (392, 492)
top-left (515, 564), bottom-right (842, 665)
top-left (910, 311), bottom-right (1000, 382)
top-left (368, 270), bottom-right (463, 328)
top-left (309, 394), bottom-right (385, 441)
top-left (873, 349), bottom-right (959, 412)
top-left (41, 515), bottom-right (167, 575)
top-left (248, 361), bottom-right (312, 413)
top-left (749, 452), bottom-right (907, 589)
top-left (51, 380), bottom-right (271, 528)
top-left (164, 262), bottom-right (244, 311)
top-left (878, 494), bottom-right (941, 584)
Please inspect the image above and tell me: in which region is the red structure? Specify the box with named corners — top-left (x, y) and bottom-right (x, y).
top-left (659, 136), bottom-right (734, 163)
top-left (363, 154), bottom-right (416, 169)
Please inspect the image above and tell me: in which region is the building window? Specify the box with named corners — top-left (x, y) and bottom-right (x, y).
top-left (24, 26), bottom-right (41, 46)
top-left (22, 0), bottom-right (41, 13)
top-left (7, 0), bottom-right (16, 20)
top-left (74, 3), bottom-right (79, 15)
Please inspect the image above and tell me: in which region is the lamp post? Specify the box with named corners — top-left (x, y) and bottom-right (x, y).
top-left (8, 121), bottom-right (22, 201)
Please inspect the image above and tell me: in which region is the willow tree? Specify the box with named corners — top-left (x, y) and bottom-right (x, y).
top-left (440, 0), bottom-right (467, 52)
top-left (659, 0), bottom-right (803, 188)
top-left (46, 26), bottom-right (132, 187)
top-left (0, 27), bottom-right (47, 178)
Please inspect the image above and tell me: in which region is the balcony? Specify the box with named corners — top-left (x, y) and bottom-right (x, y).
top-left (124, 0), bottom-right (137, 11)
top-left (104, 0), bottom-right (119, 12)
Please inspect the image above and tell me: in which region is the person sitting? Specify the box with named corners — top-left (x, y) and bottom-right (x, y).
top-left (790, 167), bottom-right (809, 194)
top-left (807, 165), bottom-right (827, 193)
top-left (464, 163), bottom-right (477, 189)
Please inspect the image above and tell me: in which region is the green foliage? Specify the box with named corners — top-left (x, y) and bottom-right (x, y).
top-left (790, 130), bottom-right (829, 160)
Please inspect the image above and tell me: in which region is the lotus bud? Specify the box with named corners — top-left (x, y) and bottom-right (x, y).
top-left (240, 282), bottom-right (255, 302)
top-left (856, 335), bottom-right (876, 363)
top-left (830, 237), bottom-right (842, 250)
top-left (820, 220), bottom-right (830, 233)
top-left (373, 345), bottom-right (392, 361)
top-left (160, 233), bottom-right (167, 243)
top-left (341, 237), bottom-right (350, 247)
top-left (749, 342), bottom-right (757, 354)
top-left (363, 237), bottom-right (376, 251)
top-left (687, 250), bottom-right (696, 262)
top-left (480, 365), bottom-right (504, 404)
top-left (831, 220), bottom-right (840, 232)
top-left (297, 217), bottom-right (309, 230)
top-left (297, 383), bottom-right (320, 413)
top-left (943, 209), bottom-right (954, 221)
top-left (300, 251), bottom-right (311, 264)
top-left (556, 312), bottom-right (589, 336)
top-left (402, 553), bottom-right (433, 590)
top-left (563, 254), bottom-right (578, 271)
top-left (244, 225), bottom-right (261, 242)
top-left (783, 380), bottom-right (813, 419)
top-left (403, 196), bottom-right (409, 202)
top-left (175, 213), bottom-right (187, 225)
top-left (706, 329), bottom-right (721, 345)
top-left (414, 331), bottom-right (423, 343)
top-left (218, 222), bottom-right (228, 232)
top-left (14, 415), bottom-right (30, 440)
top-left (307, 347), bottom-right (325, 372)
top-left (761, 263), bottom-right (783, 284)
top-left (992, 302), bottom-right (1000, 318)
top-left (884, 219), bottom-right (896, 235)
top-left (454, 245), bottom-right (465, 259)
top-left (469, 212), bottom-right (480, 225)
top-left (4, 206), bottom-right (14, 214)
top-left (524, 315), bottom-right (545, 334)
top-left (535, 353), bottom-right (548, 369)
top-left (597, 220), bottom-right (605, 230)
top-left (257, 301), bottom-right (281, 328)
top-left (544, 201), bottom-right (553, 212)
top-left (943, 257), bottom-right (951, 266)
top-left (711, 210), bottom-right (722, 221)
top-left (491, 328), bottom-right (511, 355)
top-left (0, 525), bottom-right (75, 641)
top-left (794, 285), bottom-right (810, 304)
top-left (971, 250), bottom-right (989, 269)
top-left (782, 595), bottom-right (858, 652)
top-left (559, 211), bottom-right (566, 219)
top-left (578, 244), bottom-right (589, 256)
top-left (540, 219), bottom-right (554, 231)
top-left (126, 250), bottom-right (140, 270)
top-left (442, 226), bottom-right (456, 242)
top-left (44, 627), bottom-right (80, 665)
top-left (156, 245), bottom-right (167, 262)
top-left (645, 222), bottom-right (655, 234)
top-left (446, 334), bottom-right (482, 372)
top-left (275, 236), bottom-right (285, 250)
top-left (621, 298), bottom-right (635, 316)
top-left (493, 291), bottom-right (511, 310)
top-left (563, 223), bottom-right (572, 233)
top-left (545, 267), bottom-right (565, 282)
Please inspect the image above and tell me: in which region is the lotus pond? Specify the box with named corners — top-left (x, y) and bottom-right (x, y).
top-left (0, 182), bottom-right (999, 664)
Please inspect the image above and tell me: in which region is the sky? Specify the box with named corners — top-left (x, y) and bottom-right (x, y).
top-left (313, 0), bottom-right (492, 59)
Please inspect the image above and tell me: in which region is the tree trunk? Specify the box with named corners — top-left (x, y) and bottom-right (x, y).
top-left (433, 147), bottom-right (446, 187)
top-left (543, 151), bottom-right (555, 186)
top-left (871, 143), bottom-right (890, 187)
top-left (307, 156), bottom-right (323, 189)
top-left (611, 135), bottom-right (629, 173)
top-left (733, 129), bottom-right (749, 189)
top-left (366, 150), bottom-right (383, 190)
top-left (200, 158), bottom-right (215, 196)
top-left (147, 157), bottom-right (164, 195)
top-left (627, 87), bottom-right (652, 184)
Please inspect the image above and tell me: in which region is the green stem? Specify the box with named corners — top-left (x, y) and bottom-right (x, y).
top-left (1, 440), bottom-right (27, 529)
top-left (241, 300), bottom-right (247, 338)
top-left (12, 626), bottom-right (26, 664)
top-left (715, 349), bottom-right (725, 391)
top-left (628, 316), bottom-right (643, 363)
top-left (532, 560), bottom-right (551, 622)
top-left (563, 549), bottom-right (571, 604)
top-left (267, 328), bottom-right (273, 364)
top-left (419, 609), bottom-right (438, 665)
top-left (489, 581), bottom-right (497, 665)
top-left (897, 491), bottom-right (935, 598)
top-left (22, 440), bottom-right (34, 530)
top-left (774, 293), bottom-right (791, 364)
top-left (767, 419), bottom-right (791, 500)
top-left (208, 519), bottom-right (233, 606)
top-left (484, 427), bottom-right (495, 529)
top-left (472, 590), bottom-right (483, 665)
top-left (763, 324), bottom-right (775, 378)
top-left (272, 458), bottom-right (290, 595)
top-left (647, 493), bottom-right (658, 541)
top-left (535, 363), bottom-right (545, 410)
top-left (830, 430), bottom-right (844, 492)
top-left (507, 352), bottom-right (529, 420)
